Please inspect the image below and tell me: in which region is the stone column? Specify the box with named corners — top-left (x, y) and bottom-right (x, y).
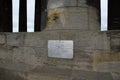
top-left (0, 0), bottom-right (12, 32)
top-left (108, 0), bottom-right (120, 30)
top-left (19, 0), bottom-right (27, 32)
top-left (35, 0), bottom-right (48, 31)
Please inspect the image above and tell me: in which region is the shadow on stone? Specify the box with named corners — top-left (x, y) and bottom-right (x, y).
top-left (0, 68), bottom-right (25, 80)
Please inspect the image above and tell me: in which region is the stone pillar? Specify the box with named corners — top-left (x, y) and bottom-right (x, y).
top-left (35, 0), bottom-right (48, 31)
top-left (0, 0), bottom-right (12, 32)
top-left (19, 0), bottom-right (27, 32)
top-left (108, 0), bottom-right (120, 30)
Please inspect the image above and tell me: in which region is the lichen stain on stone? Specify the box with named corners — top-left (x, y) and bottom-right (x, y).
top-left (48, 8), bottom-right (64, 24)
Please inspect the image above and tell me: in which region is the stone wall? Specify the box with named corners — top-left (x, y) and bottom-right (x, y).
top-left (0, 30), bottom-right (120, 80)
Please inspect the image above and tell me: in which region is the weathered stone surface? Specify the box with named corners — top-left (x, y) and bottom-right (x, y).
top-left (93, 32), bottom-right (110, 50)
top-left (47, 0), bottom-right (89, 9)
top-left (62, 7), bottom-right (88, 30)
top-left (72, 70), bottom-right (113, 80)
top-left (12, 47), bottom-right (38, 65)
top-left (0, 61), bottom-right (34, 72)
top-left (46, 58), bottom-right (73, 69)
top-left (0, 0), bottom-right (119, 79)
top-left (0, 34), bottom-right (5, 44)
top-left (0, 47), bottom-right (13, 61)
top-left (6, 33), bottom-right (25, 46)
top-left (47, 0), bottom-right (100, 31)
top-left (27, 74), bottom-right (72, 80)
top-left (73, 49), bottom-right (93, 70)
top-left (60, 31), bottom-right (96, 49)
top-left (78, 0), bottom-right (88, 7)
top-left (88, 6), bottom-right (100, 30)
top-left (59, 30), bottom-right (78, 49)
top-left (0, 31), bottom-right (119, 80)
top-left (32, 66), bottom-right (72, 77)
top-left (110, 31), bottom-right (120, 52)
top-left (32, 48), bottom-right (48, 65)
top-left (111, 72), bottom-right (120, 80)
top-left (47, 0), bottom-right (77, 9)
top-left (94, 62), bottom-right (120, 73)
top-left (24, 31), bottom-right (59, 47)
top-left (0, 68), bottom-right (25, 80)
top-left (47, 7), bottom-right (89, 30)
top-left (76, 31), bottom-right (95, 50)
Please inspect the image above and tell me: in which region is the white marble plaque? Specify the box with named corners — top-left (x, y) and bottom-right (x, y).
top-left (48, 40), bottom-right (73, 59)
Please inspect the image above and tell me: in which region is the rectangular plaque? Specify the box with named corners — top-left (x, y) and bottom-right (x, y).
top-left (48, 40), bottom-right (73, 59)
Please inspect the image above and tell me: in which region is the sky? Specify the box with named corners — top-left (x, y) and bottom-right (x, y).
top-left (12, 0), bottom-right (108, 32)
top-left (12, 0), bottom-right (35, 32)
top-left (101, 0), bottom-right (108, 31)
